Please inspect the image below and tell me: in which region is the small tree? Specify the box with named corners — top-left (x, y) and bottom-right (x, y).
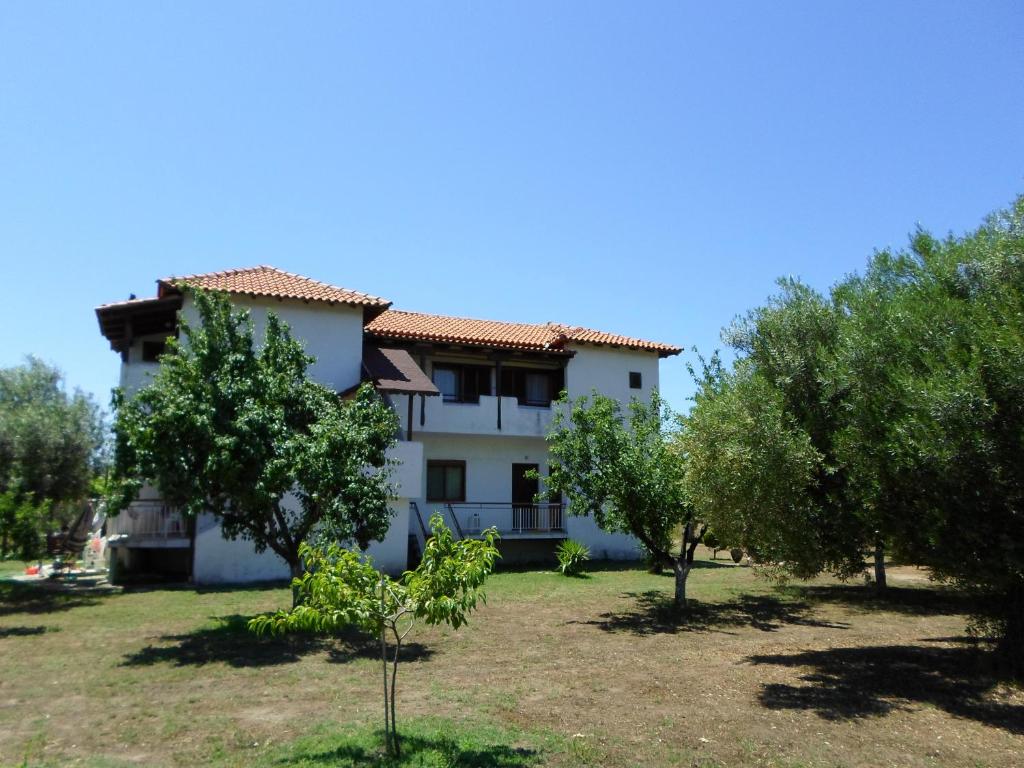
top-left (250, 514), bottom-right (499, 757)
top-left (110, 290), bottom-right (399, 586)
top-left (702, 528), bottom-right (722, 560)
top-left (540, 391), bottom-right (703, 610)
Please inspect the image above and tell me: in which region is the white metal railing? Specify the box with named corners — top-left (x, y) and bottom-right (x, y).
top-left (443, 502), bottom-right (565, 536)
top-left (108, 501), bottom-right (187, 539)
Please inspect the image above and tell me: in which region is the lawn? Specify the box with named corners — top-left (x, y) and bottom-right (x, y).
top-left (1, 554), bottom-right (1022, 768)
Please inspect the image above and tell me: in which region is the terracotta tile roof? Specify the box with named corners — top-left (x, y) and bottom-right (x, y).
top-left (157, 265), bottom-right (390, 309)
top-left (365, 310), bottom-right (681, 357)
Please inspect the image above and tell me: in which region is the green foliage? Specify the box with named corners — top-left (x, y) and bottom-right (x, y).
top-left (0, 357), bottom-right (104, 514)
top-left (555, 539), bottom-right (590, 576)
top-left (250, 514), bottom-right (500, 757)
top-left (110, 289), bottom-right (399, 574)
top-left (684, 194), bottom-right (1024, 673)
top-left (0, 490), bottom-right (47, 561)
top-left (540, 390), bottom-right (703, 607)
top-left (833, 197), bottom-right (1024, 670)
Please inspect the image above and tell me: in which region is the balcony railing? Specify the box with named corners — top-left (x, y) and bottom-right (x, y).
top-left (108, 501), bottom-right (187, 539)
top-left (443, 502), bottom-right (565, 537)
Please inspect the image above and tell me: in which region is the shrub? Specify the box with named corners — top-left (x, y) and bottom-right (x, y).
top-left (556, 539), bottom-right (590, 576)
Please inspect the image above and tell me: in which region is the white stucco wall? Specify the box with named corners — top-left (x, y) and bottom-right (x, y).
top-left (179, 292), bottom-right (365, 393)
top-left (410, 433), bottom-right (640, 560)
top-left (565, 346), bottom-right (661, 405)
top-left (191, 513), bottom-right (292, 584)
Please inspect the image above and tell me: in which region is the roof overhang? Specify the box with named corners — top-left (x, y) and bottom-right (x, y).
top-left (362, 345), bottom-right (440, 396)
top-left (95, 295), bottom-right (183, 352)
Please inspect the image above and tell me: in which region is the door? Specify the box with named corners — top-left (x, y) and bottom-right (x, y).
top-left (512, 463), bottom-right (539, 530)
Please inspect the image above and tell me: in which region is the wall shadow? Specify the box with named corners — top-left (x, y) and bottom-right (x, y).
top-left (121, 615), bottom-right (433, 668)
top-left (574, 590), bottom-right (848, 636)
top-left (748, 643), bottom-right (1024, 734)
top-left (274, 731), bottom-right (540, 767)
top-left (0, 581), bottom-right (107, 617)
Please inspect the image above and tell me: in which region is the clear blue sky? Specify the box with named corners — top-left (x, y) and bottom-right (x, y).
top-left (1, 2), bottom-right (1021, 415)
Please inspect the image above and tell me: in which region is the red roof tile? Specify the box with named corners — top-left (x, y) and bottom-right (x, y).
top-left (158, 265), bottom-right (390, 309)
top-left (365, 310), bottom-right (681, 357)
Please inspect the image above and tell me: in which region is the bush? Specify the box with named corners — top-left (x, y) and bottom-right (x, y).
top-left (556, 539), bottom-right (590, 576)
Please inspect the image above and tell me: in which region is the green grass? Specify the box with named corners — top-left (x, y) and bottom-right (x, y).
top-left (0, 559), bottom-right (29, 578)
top-left (1, 554), bottom-right (1019, 768)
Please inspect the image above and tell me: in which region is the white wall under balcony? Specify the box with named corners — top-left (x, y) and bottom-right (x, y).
top-left (397, 394), bottom-right (552, 438)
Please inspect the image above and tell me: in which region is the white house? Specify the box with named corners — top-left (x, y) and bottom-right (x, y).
top-left (96, 266), bottom-right (681, 584)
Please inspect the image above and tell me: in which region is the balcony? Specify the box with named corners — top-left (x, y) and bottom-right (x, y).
top-left (107, 501), bottom-right (190, 548)
top-left (414, 502), bottom-right (566, 540)
top-left (397, 394), bottom-right (554, 438)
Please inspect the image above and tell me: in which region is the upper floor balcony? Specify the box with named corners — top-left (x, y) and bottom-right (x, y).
top-left (396, 393), bottom-right (554, 439)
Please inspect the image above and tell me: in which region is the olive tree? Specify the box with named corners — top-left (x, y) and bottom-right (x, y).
top-left (250, 514), bottom-right (499, 757)
top-left (110, 289), bottom-right (399, 583)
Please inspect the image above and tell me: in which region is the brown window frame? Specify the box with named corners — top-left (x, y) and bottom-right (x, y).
top-left (432, 364), bottom-right (492, 404)
top-left (426, 460), bottom-right (467, 502)
top-left (629, 371), bottom-right (642, 389)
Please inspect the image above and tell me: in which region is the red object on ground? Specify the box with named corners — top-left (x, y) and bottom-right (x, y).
top-left (25, 566), bottom-right (39, 575)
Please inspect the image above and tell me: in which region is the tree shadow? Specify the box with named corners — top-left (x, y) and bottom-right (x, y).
top-left (121, 615), bottom-right (433, 668)
top-left (575, 590), bottom-right (848, 636)
top-left (0, 624), bottom-right (50, 638)
top-left (0, 581), bottom-right (107, 617)
top-left (274, 731), bottom-right (540, 767)
top-left (747, 643), bottom-right (1024, 734)
top-left (779, 583), bottom-right (978, 618)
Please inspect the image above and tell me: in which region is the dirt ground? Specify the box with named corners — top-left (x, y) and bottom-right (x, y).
top-left (1, 555), bottom-right (1021, 767)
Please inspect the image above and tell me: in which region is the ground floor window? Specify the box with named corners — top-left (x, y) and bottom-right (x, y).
top-left (427, 460), bottom-right (466, 501)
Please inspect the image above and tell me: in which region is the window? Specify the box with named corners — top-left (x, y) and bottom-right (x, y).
top-left (500, 367), bottom-right (564, 407)
top-left (142, 340), bottom-right (167, 363)
top-left (432, 364), bottom-right (491, 403)
top-left (629, 371), bottom-right (642, 389)
top-left (427, 460), bottom-right (466, 501)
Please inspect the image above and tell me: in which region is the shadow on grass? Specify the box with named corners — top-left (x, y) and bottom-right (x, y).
top-left (748, 643), bottom-right (1024, 734)
top-left (576, 590), bottom-right (848, 635)
top-left (273, 731), bottom-right (540, 767)
top-left (0, 580), bottom-right (107, 618)
top-left (0, 624), bottom-right (50, 638)
top-left (121, 615), bottom-right (433, 668)
top-left (779, 583), bottom-right (977, 618)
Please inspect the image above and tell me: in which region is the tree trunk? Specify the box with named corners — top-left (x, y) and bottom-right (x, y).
top-left (391, 633), bottom-right (401, 758)
top-left (289, 560), bottom-right (304, 607)
top-left (996, 580), bottom-right (1024, 680)
top-left (873, 539), bottom-right (887, 593)
top-left (672, 559), bottom-right (690, 610)
top-left (380, 585), bottom-right (391, 754)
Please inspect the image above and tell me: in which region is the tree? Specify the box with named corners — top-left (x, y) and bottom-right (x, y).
top-left (682, 358), bottom-right (826, 579)
top-left (836, 198), bottom-right (1024, 674)
top-left (250, 514), bottom-right (499, 757)
top-left (539, 391), bottom-right (702, 609)
top-left (683, 281), bottom-right (884, 588)
top-left (110, 289), bottom-right (400, 583)
top-left (0, 490), bottom-right (47, 561)
top-left (0, 357), bottom-right (104, 524)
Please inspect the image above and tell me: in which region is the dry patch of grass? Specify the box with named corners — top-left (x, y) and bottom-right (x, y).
top-left (1, 556), bottom-right (1021, 767)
